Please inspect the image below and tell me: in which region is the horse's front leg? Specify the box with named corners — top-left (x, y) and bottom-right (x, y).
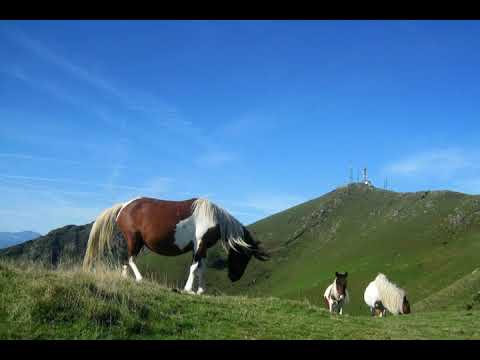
top-left (183, 259), bottom-right (206, 295)
top-left (196, 259), bottom-right (206, 295)
top-left (183, 260), bottom-right (199, 294)
top-left (191, 233), bottom-right (209, 295)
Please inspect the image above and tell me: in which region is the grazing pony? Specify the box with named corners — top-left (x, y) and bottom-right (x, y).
top-left (364, 280), bottom-right (387, 317)
top-left (83, 197), bottom-right (269, 294)
top-left (364, 273), bottom-right (411, 316)
top-left (323, 272), bottom-right (349, 314)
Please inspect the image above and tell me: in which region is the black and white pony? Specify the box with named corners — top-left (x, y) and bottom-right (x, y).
top-left (323, 272), bottom-right (349, 314)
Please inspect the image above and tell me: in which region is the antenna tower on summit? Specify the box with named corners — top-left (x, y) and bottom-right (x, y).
top-left (363, 167), bottom-right (373, 186)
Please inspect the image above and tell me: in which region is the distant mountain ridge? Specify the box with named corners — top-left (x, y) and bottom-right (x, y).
top-left (0, 225), bottom-right (92, 267)
top-left (0, 231), bottom-right (41, 249)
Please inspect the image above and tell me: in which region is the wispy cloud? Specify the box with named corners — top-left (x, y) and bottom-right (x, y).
top-left (0, 63), bottom-right (130, 135)
top-left (0, 173), bottom-right (174, 233)
top-left (218, 112), bottom-right (277, 138)
top-left (1, 27), bottom-right (221, 153)
top-left (142, 176), bottom-right (173, 196)
top-left (194, 151), bottom-right (236, 168)
top-left (383, 147), bottom-right (480, 195)
top-left (0, 180), bottom-right (107, 233)
top-left (1, 63), bottom-right (88, 109)
top-left (0, 152), bottom-right (83, 165)
top-left (219, 193), bottom-right (306, 216)
top-left (0, 183), bottom-right (108, 199)
top-left (229, 210), bottom-right (260, 218)
top-left (0, 152), bottom-right (128, 170)
top-left (1, 29), bottom-right (153, 134)
top-left (0, 25), bottom-right (268, 231)
top-left (241, 194), bottom-right (306, 214)
top-left (0, 202), bottom-right (104, 234)
top-left (0, 173), bottom-right (171, 192)
top-left (385, 148), bottom-right (474, 178)
top-left (204, 193), bottom-right (306, 226)
top-left (1, 27), bottom-right (124, 100)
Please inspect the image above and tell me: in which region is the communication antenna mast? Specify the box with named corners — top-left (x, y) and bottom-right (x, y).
top-left (349, 165), bottom-right (353, 184)
top-left (363, 167), bottom-right (372, 186)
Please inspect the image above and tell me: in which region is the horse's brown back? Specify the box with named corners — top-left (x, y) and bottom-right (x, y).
top-left (116, 197), bottom-right (197, 256)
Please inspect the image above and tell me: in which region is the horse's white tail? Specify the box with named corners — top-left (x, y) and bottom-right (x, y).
top-left (374, 273), bottom-right (406, 315)
top-left (83, 203), bottom-right (124, 271)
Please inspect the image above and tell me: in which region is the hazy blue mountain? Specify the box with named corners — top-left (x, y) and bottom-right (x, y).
top-left (0, 231), bottom-right (42, 249)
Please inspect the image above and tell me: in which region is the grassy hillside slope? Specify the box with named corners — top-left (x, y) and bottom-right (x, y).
top-left (414, 267), bottom-right (480, 312)
top-left (140, 184), bottom-right (480, 315)
top-left (1, 262), bottom-right (478, 340)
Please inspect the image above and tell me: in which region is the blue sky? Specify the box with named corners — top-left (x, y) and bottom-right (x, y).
top-left (1, 20), bottom-right (480, 234)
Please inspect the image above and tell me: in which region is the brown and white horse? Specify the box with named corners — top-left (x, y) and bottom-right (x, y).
top-left (83, 197), bottom-right (269, 294)
top-left (323, 272), bottom-right (349, 314)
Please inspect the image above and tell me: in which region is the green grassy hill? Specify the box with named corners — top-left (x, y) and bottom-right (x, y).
top-left (414, 268), bottom-right (480, 312)
top-left (1, 261), bottom-right (478, 340)
top-left (139, 183), bottom-right (480, 316)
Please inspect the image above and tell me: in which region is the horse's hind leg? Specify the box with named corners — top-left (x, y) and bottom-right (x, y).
top-left (124, 231), bottom-right (144, 282)
top-left (129, 257), bottom-right (143, 282)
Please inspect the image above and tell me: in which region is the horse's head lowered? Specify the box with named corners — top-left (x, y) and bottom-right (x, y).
top-left (374, 301), bottom-right (386, 317)
top-left (227, 228), bottom-right (269, 282)
top-left (335, 271), bottom-right (348, 301)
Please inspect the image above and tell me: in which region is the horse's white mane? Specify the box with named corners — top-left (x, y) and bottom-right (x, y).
top-left (192, 198), bottom-right (251, 253)
top-left (374, 273), bottom-right (406, 314)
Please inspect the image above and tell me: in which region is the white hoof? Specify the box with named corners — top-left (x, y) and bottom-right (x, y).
top-left (196, 288), bottom-right (205, 295)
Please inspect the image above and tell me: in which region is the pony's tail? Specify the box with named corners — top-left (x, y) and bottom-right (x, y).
top-left (82, 203), bottom-right (124, 271)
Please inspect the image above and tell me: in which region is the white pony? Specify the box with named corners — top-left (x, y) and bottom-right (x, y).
top-left (364, 273), bottom-right (411, 316)
top-left (323, 272), bottom-right (349, 315)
